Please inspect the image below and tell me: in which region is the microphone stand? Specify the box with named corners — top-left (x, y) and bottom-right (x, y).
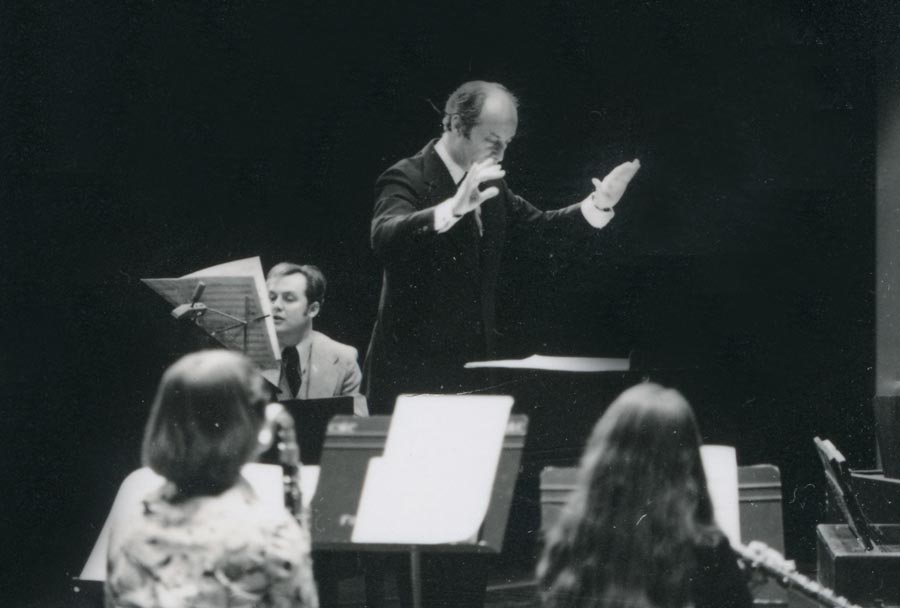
top-left (171, 281), bottom-right (268, 355)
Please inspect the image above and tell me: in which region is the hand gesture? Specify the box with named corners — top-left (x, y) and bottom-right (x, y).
top-left (452, 158), bottom-right (506, 217)
top-left (590, 159), bottom-right (641, 212)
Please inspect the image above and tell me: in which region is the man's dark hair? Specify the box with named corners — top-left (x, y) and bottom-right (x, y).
top-left (442, 80), bottom-right (518, 137)
top-left (267, 262), bottom-right (327, 306)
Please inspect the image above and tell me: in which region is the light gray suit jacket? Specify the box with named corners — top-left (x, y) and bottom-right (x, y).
top-left (276, 330), bottom-right (367, 415)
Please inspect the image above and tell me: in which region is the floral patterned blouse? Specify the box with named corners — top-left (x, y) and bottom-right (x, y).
top-left (105, 477), bottom-right (318, 608)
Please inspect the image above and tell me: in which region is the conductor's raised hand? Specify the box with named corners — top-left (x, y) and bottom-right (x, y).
top-left (451, 158), bottom-right (506, 217)
top-left (591, 159), bottom-right (641, 213)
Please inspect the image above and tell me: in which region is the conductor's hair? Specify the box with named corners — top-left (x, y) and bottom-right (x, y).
top-left (142, 350), bottom-right (269, 497)
top-left (442, 81), bottom-right (518, 137)
top-left (267, 262), bottom-right (327, 306)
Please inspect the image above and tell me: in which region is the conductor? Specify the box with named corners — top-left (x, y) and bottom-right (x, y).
top-left (365, 80), bottom-right (641, 415)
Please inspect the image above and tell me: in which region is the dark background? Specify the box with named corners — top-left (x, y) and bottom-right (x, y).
top-left (2, 1), bottom-right (894, 604)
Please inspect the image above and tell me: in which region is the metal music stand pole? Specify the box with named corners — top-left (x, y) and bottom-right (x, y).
top-left (410, 547), bottom-right (423, 608)
top-left (171, 284), bottom-right (263, 358)
top-left (243, 295), bottom-right (251, 354)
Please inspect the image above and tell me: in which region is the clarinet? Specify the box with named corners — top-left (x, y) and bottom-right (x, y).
top-left (265, 403), bottom-right (306, 528)
top-left (735, 541), bottom-right (861, 608)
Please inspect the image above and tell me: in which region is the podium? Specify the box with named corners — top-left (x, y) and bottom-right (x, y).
top-left (476, 364), bottom-right (730, 564)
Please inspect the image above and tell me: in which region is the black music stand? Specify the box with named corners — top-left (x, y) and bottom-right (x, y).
top-left (257, 396), bottom-right (355, 465)
top-left (311, 410), bottom-right (528, 608)
top-left (814, 436), bottom-right (880, 549)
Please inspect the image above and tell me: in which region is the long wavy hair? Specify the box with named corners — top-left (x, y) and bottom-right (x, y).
top-left (537, 383), bottom-right (721, 608)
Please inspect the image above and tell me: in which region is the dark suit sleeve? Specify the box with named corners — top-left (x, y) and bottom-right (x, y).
top-left (505, 187), bottom-right (596, 246)
top-left (371, 166), bottom-right (440, 258)
top-left (508, 190), bottom-right (593, 229)
top-left (508, 190), bottom-right (582, 223)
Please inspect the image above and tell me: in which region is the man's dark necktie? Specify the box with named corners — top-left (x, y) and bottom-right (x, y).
top-left (282, 347), bottom-right (302, 398)
top-left (456, 172), bottom-right (483, 236)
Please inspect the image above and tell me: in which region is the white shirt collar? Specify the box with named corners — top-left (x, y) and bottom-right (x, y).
top-left (283, 331), bottom-right (314, 367)
top-left (297, 333), bottom-right (312, 364)
top-left (434, 137), bottom-right (467, 185)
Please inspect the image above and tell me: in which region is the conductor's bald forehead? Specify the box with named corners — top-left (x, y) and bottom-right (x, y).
top-left (480, 89), bottom-right (518, 122)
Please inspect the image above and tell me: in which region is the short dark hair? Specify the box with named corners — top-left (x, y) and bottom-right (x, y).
top-left (141, 350), bottom-right (269, 496)
top-left (442, 80), bottom-right (518, 137)
top-left (267, 262), bottom-right (327, 306)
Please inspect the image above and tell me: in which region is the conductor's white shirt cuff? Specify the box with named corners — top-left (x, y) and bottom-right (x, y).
top-left (434, 199), bottom-right (464, 233)
top-left (580, 196), bottom-right (615, 229)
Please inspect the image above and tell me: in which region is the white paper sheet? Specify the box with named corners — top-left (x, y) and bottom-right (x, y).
top-left (185, 256), bottom-right (280, 363)
top-left (80, 463), bottom-right (318, 581)
top-left (351, 394), bottom-right (513, 545)
top-left (700, 444), bottom-right (741, 546)
top-left (465, 354), bottom-right (630, 372)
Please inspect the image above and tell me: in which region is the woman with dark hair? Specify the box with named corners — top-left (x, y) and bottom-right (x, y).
top-left (105, 350), bottom-right (318, 608)
top-left (537, 382), bottom-right (752, 608)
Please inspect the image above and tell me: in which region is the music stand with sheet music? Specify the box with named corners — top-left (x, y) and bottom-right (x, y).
top-left (142, 257), bottom-right (281, 383)
top-left (311, 396), bottom-right (526, 608)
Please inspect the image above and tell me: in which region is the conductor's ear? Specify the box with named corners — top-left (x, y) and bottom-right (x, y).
top-left (450, 113), bottom-right (462, 134)
top-left (308, 301), bottom-right (321, 319)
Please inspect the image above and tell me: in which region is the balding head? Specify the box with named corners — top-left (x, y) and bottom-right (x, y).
top-left (442, 80), bottom-right (519, 167)
top-left (442, 81), bottom-right (518, 137)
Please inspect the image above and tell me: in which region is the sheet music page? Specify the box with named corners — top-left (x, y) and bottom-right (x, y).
top-left (143, 276), bottom-right (279, 373)
top-left (352, 394), bottom-right (513, 544)
top-left (465, 354), bottom-right (630, 372)
top-left (700, 444), bottom-right (741, 546)
top-left (184, 256), bottom-right (280, 361)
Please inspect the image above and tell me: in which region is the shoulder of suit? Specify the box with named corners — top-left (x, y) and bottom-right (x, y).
top-left (312, 331), bottom-right (358, 361)
top-left (379, 140), bottom-right (435, 179)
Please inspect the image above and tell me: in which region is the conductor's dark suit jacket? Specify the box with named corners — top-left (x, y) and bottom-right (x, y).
top-left (364, 140), bottom-right (593, 414)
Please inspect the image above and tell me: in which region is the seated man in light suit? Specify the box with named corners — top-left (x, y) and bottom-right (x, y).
top-left (267, 262), bottom-right (367, 415)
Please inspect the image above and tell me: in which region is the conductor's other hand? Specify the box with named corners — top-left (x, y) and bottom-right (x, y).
top-left (591, 159), bottom-right (641, 213)
top-left (452, 158), bottom-right (506, 217)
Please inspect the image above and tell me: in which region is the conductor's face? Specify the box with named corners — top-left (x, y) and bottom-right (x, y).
top-left (268, 273), bottom-right (319, 345)
top-left (455, 91), bottom-right (518, 168)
